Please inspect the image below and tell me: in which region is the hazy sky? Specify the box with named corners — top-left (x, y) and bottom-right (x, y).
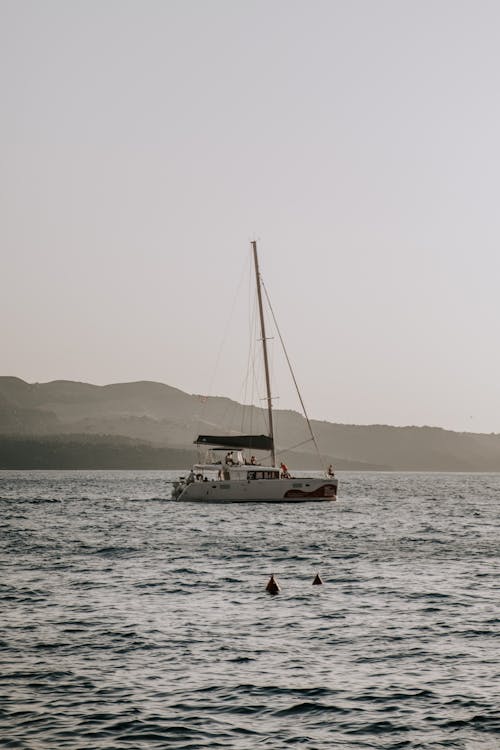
top-left (2, 0), bottom-right (500, 433)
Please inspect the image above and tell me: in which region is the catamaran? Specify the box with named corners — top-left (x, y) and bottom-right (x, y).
top-left (171, 241), bottom-right (338, 503)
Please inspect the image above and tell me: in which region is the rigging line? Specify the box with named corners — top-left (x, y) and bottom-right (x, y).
top-left (248, 283), bottom-right (269, 438)
top-left (248, 267), bottom-right (258, 436)
top-left (240, 270), bottom-right (251, 431)
top-left (249, 290), bottom-right (261, 436)
top-left (240, 287), bottom-right (258, 432)
top-left (204, 253), bottom-right (249, 432)
top-left (274, 438), bottom-right (315, 456)
top-left (261, 281), bottom-right (325, 471)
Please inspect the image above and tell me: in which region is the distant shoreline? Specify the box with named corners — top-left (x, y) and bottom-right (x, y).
top-left (1, 377), bottom-right (500, 472)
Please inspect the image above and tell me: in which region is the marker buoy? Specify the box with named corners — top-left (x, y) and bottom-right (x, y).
top-left (266, 574), bottom-right (280, 595)
top-left (312, 573), bottom-right (323, 585)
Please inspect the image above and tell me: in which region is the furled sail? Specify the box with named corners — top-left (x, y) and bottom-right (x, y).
top-left (195, 435), bottom-right (273, 451)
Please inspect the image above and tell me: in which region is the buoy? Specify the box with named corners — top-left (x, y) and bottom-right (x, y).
top-left (312, 573), bottom-right (323, 585)
top-left (266, 574), bottom-right (280, 595)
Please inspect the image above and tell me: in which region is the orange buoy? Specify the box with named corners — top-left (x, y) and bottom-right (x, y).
top-left (312, 573), bottom-right (323, 585)
top-left (266, 574), bottom-right (281, 595)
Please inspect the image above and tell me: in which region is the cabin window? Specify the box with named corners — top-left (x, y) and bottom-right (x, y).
top-left (220, 484), bottom-right (230, 489)
top-left (248, 470), bottom-right (279, 480)
top-left (293, 483), bottom-right (303, 488)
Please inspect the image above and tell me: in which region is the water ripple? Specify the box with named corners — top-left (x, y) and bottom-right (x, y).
top-left (0, 470), bottom-right (499, 748)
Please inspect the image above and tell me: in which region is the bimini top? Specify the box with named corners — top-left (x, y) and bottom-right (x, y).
top-left (195, 434), bottom-right (274, 451)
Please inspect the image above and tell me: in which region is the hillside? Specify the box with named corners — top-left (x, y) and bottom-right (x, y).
top-left (1, 377), bottom-right (500, 470)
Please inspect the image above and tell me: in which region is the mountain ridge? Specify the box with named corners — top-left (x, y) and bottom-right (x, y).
top-left (1, 377), bottom-right (499, 471)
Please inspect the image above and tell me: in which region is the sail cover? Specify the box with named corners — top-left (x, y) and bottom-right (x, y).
top-left (195, 434), bottom-right (273, 451)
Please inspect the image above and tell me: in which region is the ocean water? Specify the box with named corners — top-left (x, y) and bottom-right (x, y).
top-left (0, 470), bottom-right (499, 750)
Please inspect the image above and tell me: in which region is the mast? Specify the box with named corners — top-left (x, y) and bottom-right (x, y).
top-left (252, 240), bottom-right (276, 466)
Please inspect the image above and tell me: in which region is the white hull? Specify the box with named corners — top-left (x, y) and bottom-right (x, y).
top-left (172, 476), bottom-right (338, 503)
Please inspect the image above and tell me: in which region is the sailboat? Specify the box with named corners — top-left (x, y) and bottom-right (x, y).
top-left (171, 241), bottom-right (338, 503)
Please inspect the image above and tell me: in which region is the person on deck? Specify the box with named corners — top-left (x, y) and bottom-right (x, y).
top-left (280, 462), bottom-right (290, 478)
top-left (327, 464), bottom-right (335, 478)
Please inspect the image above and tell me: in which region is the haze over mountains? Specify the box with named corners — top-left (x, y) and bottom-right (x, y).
top-left (1, 377), bottom-right (499, 471)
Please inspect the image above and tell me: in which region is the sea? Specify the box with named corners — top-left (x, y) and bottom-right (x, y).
top-left (0, 470), bottom-right (498, 750)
